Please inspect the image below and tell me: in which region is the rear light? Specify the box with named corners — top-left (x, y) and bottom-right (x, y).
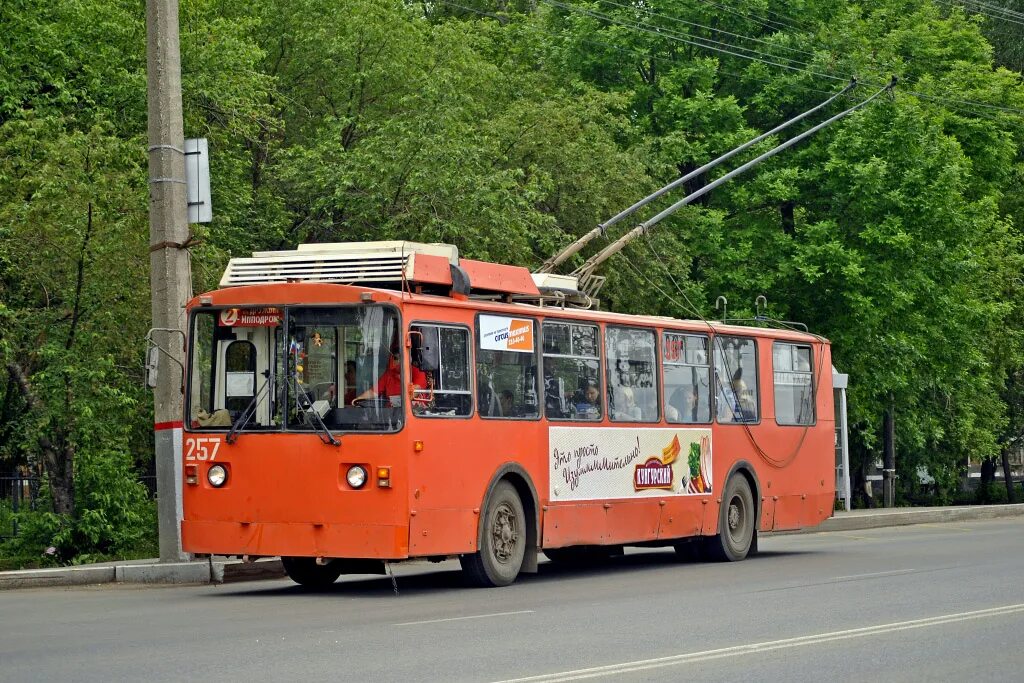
top-left (186, 464), bottom-right (198, 485)
top-left (377, 467), bottom-right (391, 488)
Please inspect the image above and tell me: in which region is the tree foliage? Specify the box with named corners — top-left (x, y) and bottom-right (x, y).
top-left (1, 0), bottom-right (1023, 564)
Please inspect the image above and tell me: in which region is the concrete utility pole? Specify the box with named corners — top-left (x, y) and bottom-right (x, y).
top-left (146, 0), bottom-right (189, 561)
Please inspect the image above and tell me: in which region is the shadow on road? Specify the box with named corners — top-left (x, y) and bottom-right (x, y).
top-left (212, 546), bottom-right (817, 599)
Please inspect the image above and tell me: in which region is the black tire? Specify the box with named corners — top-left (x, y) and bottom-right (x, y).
top-left (706, 474), bottom-right (755, 562)
top-left (460, 481), bottom-right (526, 587)
top-left (281, 556), bottom-right (344, 588)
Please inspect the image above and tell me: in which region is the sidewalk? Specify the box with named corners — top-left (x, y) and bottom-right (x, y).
top-left (810, 502), bottom-right (1024, 532)
top-left (2, 503), bottom-right (1022, 590)
top-left (0, 555), bottom-right (285, 590)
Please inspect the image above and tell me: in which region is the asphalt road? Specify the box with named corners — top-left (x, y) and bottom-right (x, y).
top-left (3, 518), bottom-right (1023, 682)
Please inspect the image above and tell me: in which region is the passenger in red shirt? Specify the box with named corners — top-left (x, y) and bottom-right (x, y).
top-left (351, 352), bottom-right (427, 405)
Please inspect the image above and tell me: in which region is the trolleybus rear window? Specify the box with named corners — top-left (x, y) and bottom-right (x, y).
top-left (773, 342), bottom-right (815, 425)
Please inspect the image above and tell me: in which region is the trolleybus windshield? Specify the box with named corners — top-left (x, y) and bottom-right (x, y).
top-left (187, 304), bottom-right (404, 434)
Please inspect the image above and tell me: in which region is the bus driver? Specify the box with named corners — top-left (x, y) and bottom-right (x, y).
top-left (351, 349), bottom-right (427, 406)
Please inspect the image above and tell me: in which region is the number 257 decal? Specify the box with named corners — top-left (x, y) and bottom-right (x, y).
top-left (185, 437), bottom-right (221, 462)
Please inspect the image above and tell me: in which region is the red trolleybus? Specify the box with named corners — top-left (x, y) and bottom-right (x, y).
top-left (182, 242), bottom-right (834, 587)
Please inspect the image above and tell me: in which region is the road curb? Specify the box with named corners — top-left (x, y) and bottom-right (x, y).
top-left (0, 557), bottom-right (285, 590)
top-left (786, 502), bottom-right (1024, 534)
top-left (0, 565), bottom-right (116, 589)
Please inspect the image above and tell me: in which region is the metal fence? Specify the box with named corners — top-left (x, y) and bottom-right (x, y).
top-left (0, 475), bottom-right (40, 541)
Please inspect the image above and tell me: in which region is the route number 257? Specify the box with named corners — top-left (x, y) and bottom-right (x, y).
top-left (185, 437), bottom-right (221, 462)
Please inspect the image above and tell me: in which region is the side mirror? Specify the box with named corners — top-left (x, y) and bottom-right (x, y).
top-left (145, 346), bottom-right (160, 389)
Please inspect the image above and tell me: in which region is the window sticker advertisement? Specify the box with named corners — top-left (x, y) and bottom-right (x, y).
top-left (479, 315), bottom-right (534, 353)
top-left (549, 427), bottom-right (712, 501)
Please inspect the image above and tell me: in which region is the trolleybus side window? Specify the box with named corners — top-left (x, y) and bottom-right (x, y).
top-left (773, 342), bottom-right (815, 425)
top-left (663, 332), bottom-right (711, 424)
top-left (411, 324), bottom-right (472, 417)
top-left (476, 314), bottom-right (539, 419)
top-left (542, 321), bottom-right (602, 421)
top-left (190, 311), bottom-right (216, 424)
top-left (714, 336), bottom-right (759, 423)
top-left (606, 326), bottom-right (659, 422)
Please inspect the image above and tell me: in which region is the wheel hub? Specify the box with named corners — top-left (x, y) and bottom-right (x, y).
top-left (491, 503), bottom-right (518, 563)
top-left (728, 500), bottom-right (742, 532)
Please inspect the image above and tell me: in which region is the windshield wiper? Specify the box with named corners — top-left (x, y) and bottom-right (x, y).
top-left (292, 370), bottom-right (340, 447)
top-left (226, 372), bottom-right (271, 444)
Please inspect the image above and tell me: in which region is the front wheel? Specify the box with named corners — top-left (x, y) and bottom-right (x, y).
top-left (282, 556), bottom-right (344, 588)
top-left (706, 474), bottom-right (755, 562)
top-left (460, 481), bottom-right (526, 587)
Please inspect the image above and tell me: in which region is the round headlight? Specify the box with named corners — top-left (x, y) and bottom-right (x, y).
top-left (346, 465), bottom-right (368, 489)
top-left (207, 464), bottom-right (228, 488)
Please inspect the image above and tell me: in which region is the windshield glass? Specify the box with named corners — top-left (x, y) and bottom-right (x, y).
top-left (187, 304), bottom-right (403, 433)
top-left (188, 307), bottom-right (284, 431)
top-left (286, 306), bottom-right (403, 432)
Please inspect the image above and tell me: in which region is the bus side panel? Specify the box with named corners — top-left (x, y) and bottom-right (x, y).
top-left (404, 405), bottom-right (549, 558)
top-left (657, 498), bottom-right (705, 540)
top-left (609, 501), bottom-right (662, 542)
top-left (543, 505), bottom-right (609, 546)
top-left (408, 509), bottom-right (479, 556)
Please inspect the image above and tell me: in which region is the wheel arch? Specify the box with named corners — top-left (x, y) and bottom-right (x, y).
top-left (477, 462), bottom-right (540, 573)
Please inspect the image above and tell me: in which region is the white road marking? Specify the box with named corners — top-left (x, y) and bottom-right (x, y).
top-left (494, 603), bottom-right (1024, 682)
top-left (832, 568), bottom-right (916, 581)
top-left (394, 610), bottom-right (534, 627)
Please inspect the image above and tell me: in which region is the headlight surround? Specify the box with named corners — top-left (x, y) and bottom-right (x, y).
top-left (207, 464), bottom-right (228, 488)
top-left (346, 465), bottom-right (368, 489)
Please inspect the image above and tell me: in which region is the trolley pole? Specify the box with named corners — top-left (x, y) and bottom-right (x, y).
top-left (146, 0), bottom-right (189, 561)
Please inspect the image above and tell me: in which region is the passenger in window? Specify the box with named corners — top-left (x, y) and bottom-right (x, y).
top-left (719, 370), bottom-right (755, 422)
top-left (571, 380), bottom-right (601, 419)
top-left (499, 389), bottom-right (515, 417)
top-left (668, 385), bottom-right (701, 422)
top-left (614, 386), bottom-right (642, 421)
top-left (352, 349), bottom-right (427, 406)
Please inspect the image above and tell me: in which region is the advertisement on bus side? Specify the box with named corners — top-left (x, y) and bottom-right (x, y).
top-left (549, 427), bottom-right (712, 501)
top-left (479, 314), bottom-right (534, 352)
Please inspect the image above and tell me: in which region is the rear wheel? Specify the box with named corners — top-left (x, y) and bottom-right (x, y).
top-left (281, 556), bottom-right (344, 588)
top-left (461, 481), bottom-right (526, 587)
top-left (707, 474), bottom-right (755, 562)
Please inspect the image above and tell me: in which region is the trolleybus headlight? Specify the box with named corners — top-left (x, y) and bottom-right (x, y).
top-left (207, 465), bottom-right (228, 488)
top-left (346, 465), bottom-right (368, 489)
